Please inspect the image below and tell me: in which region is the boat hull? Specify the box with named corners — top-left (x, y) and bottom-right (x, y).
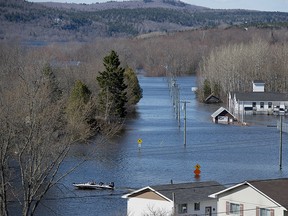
top-left (73, 182), bottom-right (114, 190)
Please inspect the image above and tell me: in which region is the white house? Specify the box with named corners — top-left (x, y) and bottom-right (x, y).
top-left (122, 178), bottom-right (288, 216)
top-left (209, 178), bottom-right (288, 216)
top-left (211, 107), bottom-right (237, 124)
top-left (229, 81), bottom-right (288, 118)
top-left (122, 181), bottom-right (225, 216)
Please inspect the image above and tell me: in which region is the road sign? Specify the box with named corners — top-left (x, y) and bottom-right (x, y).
top-left (194, 169), bottom-right (201, 175)
top-left (138, 138), bottom-right (142, 150)
top-left (194, 163), bottom-right (201, 177)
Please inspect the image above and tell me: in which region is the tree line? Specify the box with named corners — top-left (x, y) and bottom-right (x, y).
top-left (70, 26), bottom-right (287, 77)
top-left (196, 39), bottom-right (288, 102)
top-left (0, 42), bottom-right (142, 215)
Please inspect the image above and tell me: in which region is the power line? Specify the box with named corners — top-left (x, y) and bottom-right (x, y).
top-left (69, 139), bottom-right (280, 161)
top-left (86, 131), bottom-right (280, 153)
top-left (6, 179), bottom-right (287, 202)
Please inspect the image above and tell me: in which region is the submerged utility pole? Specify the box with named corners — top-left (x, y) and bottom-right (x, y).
top-left (279, 115), bottom-right (283, 170)
top-left (181, 100), bottom-right (190, 146)
top-left (175, 84), bottom-right (180, 128)
top-left (177, 90), bottom-right (180, 128)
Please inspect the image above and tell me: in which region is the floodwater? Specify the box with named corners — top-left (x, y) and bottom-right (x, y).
top-left (36, 76), bottom-right (288, 216)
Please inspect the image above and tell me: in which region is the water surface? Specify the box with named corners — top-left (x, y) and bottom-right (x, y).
top-left (37, 76), bottom-right (288, 216)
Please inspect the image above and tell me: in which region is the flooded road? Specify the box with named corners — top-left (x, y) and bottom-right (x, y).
top-left (37, 76), bottom-right (288, 216)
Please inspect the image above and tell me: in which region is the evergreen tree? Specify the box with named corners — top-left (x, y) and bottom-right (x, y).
top-left (69, 80), bottom-right (91, 105)
top-left (203, 79), bottom-right (212, 99)
top-left (66, 80), bottom-right (92, 140)
top-left (124, 67), bottom-right (142, 106)
top-left (97, 50), bottom-right (127, 121)
top-left (42, 63), bottom-right (62, 102)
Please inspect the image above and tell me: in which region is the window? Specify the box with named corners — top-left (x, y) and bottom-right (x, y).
top-left (260, 102), bottom-right (264, 108)
top-left (257, 207), bottom-right (274, 216)
top-left (268, 102), bottom-right (272, 109)
top-left (260, 208), bottom-right (271, 216)
top-left (178, 204), bottom-right (187, 214)
top-left (230, 203), bottom-right (240, 215)
top-left (252, 102), bottom-right (256, 107)
top-left (226, 202), bottom-right (244, 216)
top-left (194, 202), bottom-right (200, 211)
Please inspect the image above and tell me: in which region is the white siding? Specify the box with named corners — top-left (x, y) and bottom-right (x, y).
top-left (217, 186), bottom-right (286, 216)
top-left (253, 82), bottom-right (265, 92)
top-left (182, 200), bottom-right (217, 216)
top-left (233, 99), bottom-right (288, 116)
top-left (126, 198), bottom-right (217, 216)
top-left (127, 197), bottom-right (173, 216)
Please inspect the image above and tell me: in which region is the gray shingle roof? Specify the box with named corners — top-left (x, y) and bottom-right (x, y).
top-left (234, 92), bottom-right (288, 102)
top-left (151, 181), bottom-right (225, 204)
top-left (247, 178), bottom-right (288, 209)
top-left (211, 107), bottom-right (236, 119)
top-left (253, 80), bottom-right (265, 84)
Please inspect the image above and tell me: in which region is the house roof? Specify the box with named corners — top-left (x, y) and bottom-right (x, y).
top-left (209, 178), bottom-right (288, 210)
top-left (233, 92), bottom-right (288, 102)
top-left (205, 94), bottom-right (221, 103)
top-left (211, 107), bottom-right (236, 119)
top-left (247, 178), bottom-right (288, 209)
top-left (253, 80), bottom-right (265, 84)
top-left (123, 181), bottom-right (225, 204)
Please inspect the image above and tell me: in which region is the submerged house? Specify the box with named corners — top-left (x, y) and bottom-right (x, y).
top-left (211, 107), bottom-right (237, 124)
top-left (122, 181), bottom-right (225, 216)
top-left (229, 80), bottom-right (288, 117)
top-left (205, 94), bottom-right (221, 104)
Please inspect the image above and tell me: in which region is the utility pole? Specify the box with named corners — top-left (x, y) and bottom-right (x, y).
top-left (172, 192), bottom-right (176, 215)
top-left (181, 101), bottom-right (190, 146)
top-left (174, 84), bottom-right (180, 127)
top-left (177, 87), bottom-right (180, 128)
top-left (279, 115), bottom-right (283, 170)
top-left (241, 101), bottom-right (244, 123)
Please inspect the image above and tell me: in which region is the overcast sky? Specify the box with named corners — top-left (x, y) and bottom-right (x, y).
top-left (29, 0), bottom-right (288, 12)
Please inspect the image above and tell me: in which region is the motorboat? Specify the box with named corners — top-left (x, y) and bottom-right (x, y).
top-left (73, 181), bottom-right (114, 190)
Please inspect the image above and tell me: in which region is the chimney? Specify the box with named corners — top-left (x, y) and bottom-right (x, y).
top-left (252, 80), bottom-right (265, 92)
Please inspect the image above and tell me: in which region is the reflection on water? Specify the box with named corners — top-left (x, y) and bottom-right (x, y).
top-left (36, 76), bottom-right (288, 216)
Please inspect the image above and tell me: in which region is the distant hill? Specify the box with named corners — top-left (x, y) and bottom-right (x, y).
top-left (39, 0), bottom-right (207, 11)
top-left (1, 0), bottom-right (288, 42)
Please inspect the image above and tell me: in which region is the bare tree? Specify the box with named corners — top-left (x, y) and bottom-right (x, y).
top-left (144, 204), bottom-right (174, 216)
top-left (197, 39), bottom-right (288, 101)
top-left (0, 44), bottom-right (85, 216)
top-left (0, 109), bottom-right (11, 216)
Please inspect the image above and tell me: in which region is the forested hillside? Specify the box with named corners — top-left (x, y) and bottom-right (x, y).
top-left (1, 0), bottom-right (288, 41)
